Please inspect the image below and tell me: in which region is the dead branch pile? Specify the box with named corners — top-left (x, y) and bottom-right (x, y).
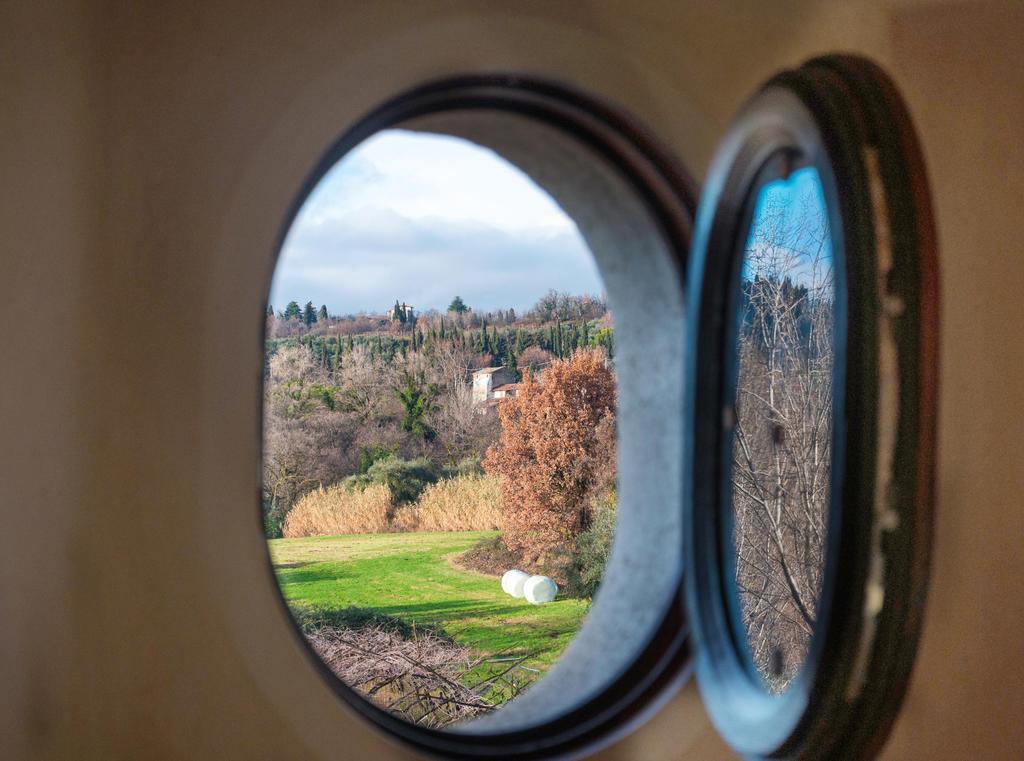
top-left (305, 624), bottom-right (535, 728)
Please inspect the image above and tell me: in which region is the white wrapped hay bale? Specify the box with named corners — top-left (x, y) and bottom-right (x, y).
top-left (501, 569), bottom-right (529, 598)
top-left (523, 575), bottom-right (558, 605)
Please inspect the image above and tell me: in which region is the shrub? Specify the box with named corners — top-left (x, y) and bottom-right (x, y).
top-left (263, 506), bottom-right (284, 539)
top-left (283, 483), bottom-right (391, 537)
top-left (358, 444), bottom-right (395, 474)
top-left (564, 493), bottom-right (617, 598)
top-left (442, 455), bottom-right (485, 480)
top-left (393, 474), bottom-right (502, 532)
top-left (343, 455), bottom-right (439, 505)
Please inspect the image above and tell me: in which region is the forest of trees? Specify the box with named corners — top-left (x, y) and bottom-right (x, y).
top-left (262, 290), bottom-right (615, 542)
top-left (266, 290), bottom-right (613, 373)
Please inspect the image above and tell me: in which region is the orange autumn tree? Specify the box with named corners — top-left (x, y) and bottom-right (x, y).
top-left (484, 349), bottom-right (616, 563)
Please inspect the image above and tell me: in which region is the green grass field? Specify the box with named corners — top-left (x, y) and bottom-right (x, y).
top-left (268, 531), bottom-right (590, 674)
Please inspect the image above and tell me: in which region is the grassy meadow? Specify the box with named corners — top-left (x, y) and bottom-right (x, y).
top-left (269, 531), bottom-right (591, 675)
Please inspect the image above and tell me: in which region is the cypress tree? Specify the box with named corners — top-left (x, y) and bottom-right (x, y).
top-left (515, 329), bottom-right (527, 354)
top-left (318, 304), bottom-right (328, 322)
top-left (302, 301), bottom-right (317, 326)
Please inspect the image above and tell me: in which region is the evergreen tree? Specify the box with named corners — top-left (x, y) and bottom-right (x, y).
top-left (302, 301), bottom-right (317, 325)
top-left (448, 295), bottom-right (469, 314)
top-left (266, 304), bottom-right (274, 317)
top-left (393, 371), bottom-right (439, 440)
top-left (284, 300), bottom-right (302, 321)
top-left (318, 304), bottom-right (328, 322)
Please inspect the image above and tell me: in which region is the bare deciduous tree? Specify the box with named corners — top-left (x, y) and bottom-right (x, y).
top-left (731, 185), bottom-right (834, 690)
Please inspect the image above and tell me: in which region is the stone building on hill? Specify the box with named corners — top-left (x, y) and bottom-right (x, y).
top-left (471, 366), bottom-right (519, 405)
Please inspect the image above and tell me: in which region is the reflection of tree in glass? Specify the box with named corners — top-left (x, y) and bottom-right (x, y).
top-left (732, 175), bottom-right (833, 692)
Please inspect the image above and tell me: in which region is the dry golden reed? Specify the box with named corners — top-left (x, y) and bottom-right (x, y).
top-left (283, 483), bottom-right (391, 537)
top-left (393, 475), bottom-right (503, 533)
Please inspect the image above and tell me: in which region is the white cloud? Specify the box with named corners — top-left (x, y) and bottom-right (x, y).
top-left (269, 130), bottom-right (602, 315)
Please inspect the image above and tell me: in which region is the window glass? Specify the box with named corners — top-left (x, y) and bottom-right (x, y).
top-left (730, 166), bottom-right (834, 692)
top-left (264, 129), bottom-right (617, 729)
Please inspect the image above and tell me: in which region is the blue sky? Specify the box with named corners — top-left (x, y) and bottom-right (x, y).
top-left (269, 130), bottom-right (603, 315)
top-left (742, 166), bottom-right (833, 287)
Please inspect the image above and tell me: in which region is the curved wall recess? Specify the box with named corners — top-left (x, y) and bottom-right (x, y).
top-left (262, 77), bottom-right (697, 760)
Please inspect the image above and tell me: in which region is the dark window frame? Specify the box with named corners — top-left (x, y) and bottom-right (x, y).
top-left (684, 55), bottom-right (939, 761)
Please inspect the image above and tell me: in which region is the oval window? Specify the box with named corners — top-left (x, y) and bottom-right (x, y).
top-left (685, 56), bottom-right (938, 759)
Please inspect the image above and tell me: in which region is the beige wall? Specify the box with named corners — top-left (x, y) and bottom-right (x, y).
top-left (1, 1), bottom-right (1021, 758)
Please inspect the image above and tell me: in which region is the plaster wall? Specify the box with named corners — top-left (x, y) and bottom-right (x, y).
top-left (1, 1), bottom-right (1021, 759)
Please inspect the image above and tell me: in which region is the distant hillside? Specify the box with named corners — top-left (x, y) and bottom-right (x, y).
top-left (266, 291), bottom-right (614, 375)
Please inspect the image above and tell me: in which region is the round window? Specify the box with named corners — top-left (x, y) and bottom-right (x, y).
top-left (258, 56), bottom-right (937, 761)
top-left (262, 76), bottom-right (696, 759)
